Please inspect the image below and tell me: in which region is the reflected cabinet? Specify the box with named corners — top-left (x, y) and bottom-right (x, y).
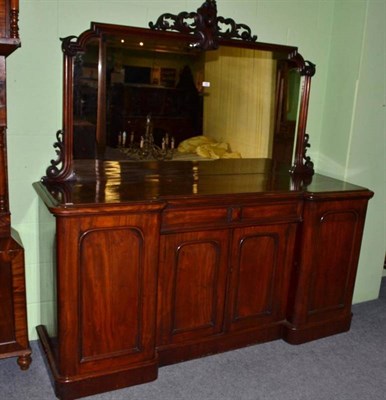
top-left (34, 1), bottom-right (373, 399)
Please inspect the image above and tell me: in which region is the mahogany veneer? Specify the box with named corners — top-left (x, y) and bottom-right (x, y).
top-left (0, 230), bottom-right (31, 369)
top-left (34, 159), bottom-right (373, 399)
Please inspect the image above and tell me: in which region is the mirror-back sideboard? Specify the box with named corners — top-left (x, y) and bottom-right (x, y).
top-left (33, 2), bottom-right (374, 399)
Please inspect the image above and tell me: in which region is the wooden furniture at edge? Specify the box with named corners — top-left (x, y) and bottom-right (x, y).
top-left (0, 0), bottom-right (32, 370)
top-left (34, 159), bottom-right (373, 400)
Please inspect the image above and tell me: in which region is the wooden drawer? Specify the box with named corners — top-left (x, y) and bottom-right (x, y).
top-left (161, 201), bottom-right (302, 232)
top-left (162, 206), bottom-right (229, 232)
top-left (239, 202), bottom-right (301, 223)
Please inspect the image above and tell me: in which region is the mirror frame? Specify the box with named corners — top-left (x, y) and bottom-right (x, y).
top-left (43, 0), bottom-right (315, 183)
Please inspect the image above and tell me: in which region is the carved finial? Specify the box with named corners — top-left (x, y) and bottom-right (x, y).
top-left (300, 61), bottom-right (316, 77)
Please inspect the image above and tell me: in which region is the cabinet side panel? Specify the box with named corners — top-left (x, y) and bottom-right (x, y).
top-left (79, 227), bottom-right (143, 361)
top-left (0, 257), bottom-right (15, 342)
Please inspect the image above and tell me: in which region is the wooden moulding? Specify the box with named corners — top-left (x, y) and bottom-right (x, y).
top-left (282, 314), bottom-right (353, 345)
top-left (37, 325), bottom-right (158, 400)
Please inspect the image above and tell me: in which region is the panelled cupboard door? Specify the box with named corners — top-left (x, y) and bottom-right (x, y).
top-left (227, 223), bottom-right (297, 331)
top-left (55, 212), bottom-right (161, 377)
top-left (289, 198), bottom-right (371, 327)
top-left (157, 230), bottom-right (229, 345)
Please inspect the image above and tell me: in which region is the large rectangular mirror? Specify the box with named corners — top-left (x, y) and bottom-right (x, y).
top-left (44, 0), bottom-right (314, 182)
top-left (73, 34), bottom-right (300, 163)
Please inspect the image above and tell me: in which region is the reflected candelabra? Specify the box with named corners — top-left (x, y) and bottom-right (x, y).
top-left (118, 114), bottom-right (174, 161)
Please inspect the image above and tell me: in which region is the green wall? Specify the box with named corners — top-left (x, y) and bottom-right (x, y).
top-left (317, 0), bottom-right (385, 300)
top-left (6, 0), bottom-right (385, 340)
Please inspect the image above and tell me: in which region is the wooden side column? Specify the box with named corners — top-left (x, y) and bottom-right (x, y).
top-left (0, 58), bottom-right (10, 237)
top-left (0, 0), bottom-right (31, 369)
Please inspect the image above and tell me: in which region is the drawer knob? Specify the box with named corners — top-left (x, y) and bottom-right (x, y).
top-left (229, 206), bottom-right (242, 222)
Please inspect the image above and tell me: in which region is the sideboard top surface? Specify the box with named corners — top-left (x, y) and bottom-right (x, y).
top-left (34, 159), bottom-right (373, 214)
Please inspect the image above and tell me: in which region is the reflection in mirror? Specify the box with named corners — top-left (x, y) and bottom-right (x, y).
top-left (72, 34), bottom-right (301, 163)
top-left (204, 46), bottom-right (277, 159)
top-left (273, 61), bottom-right (301, 163)
top-left (105, 34), bottom-right (205, 160)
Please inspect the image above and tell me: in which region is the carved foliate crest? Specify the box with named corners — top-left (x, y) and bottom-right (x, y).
top-left (149, 0), bottom-right (257, 50)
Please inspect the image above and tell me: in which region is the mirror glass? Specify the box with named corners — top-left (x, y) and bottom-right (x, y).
top-left (72, 32), bottom-right (301, 163)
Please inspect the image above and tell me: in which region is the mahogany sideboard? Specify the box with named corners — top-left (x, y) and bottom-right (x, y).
top-left (34, 159), bottom-right (373, 399)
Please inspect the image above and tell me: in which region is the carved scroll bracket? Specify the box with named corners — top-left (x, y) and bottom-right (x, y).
top-left (149, 0), bottom-right (257, 50)
top-left (61, 35), bottom-right (82, 56)
top-left (44, 130), bottom-right (64, 179)
top-left (61, 32), bottom-right (98, 56)
top-left (44, 130), bottom-right (74, 182)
